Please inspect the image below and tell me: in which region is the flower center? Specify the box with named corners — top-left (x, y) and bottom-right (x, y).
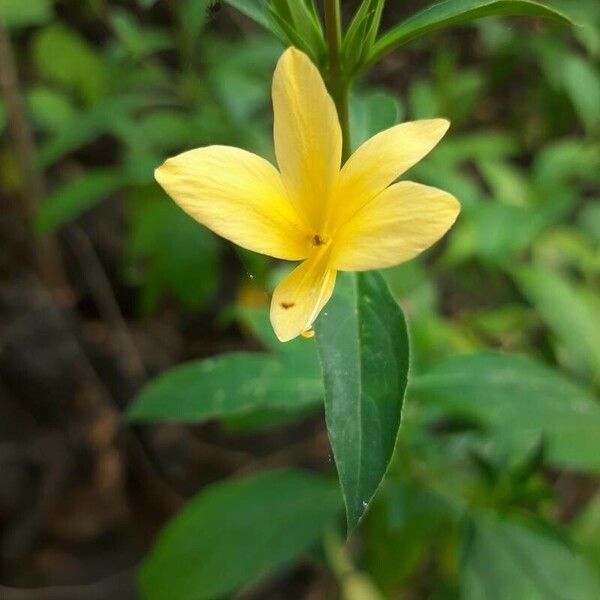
top-left (312, 234), bottom-right (327, 247)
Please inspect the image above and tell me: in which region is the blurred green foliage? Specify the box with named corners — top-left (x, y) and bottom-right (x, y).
top-left (2, 0), bottom-right (599, 598)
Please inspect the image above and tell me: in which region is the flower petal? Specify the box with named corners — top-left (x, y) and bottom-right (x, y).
top-left (270, 249), bottom-right (336, 342)
top-left (332, 181), bottom-right (460, 271)
top-left (273, 47), bottom-right (342, 231)
top-left (330, 119), bottom-right (450, 230)
top-left (155, 145), bottom-right (310, 260)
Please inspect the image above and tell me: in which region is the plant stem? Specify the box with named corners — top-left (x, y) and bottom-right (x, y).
top-left (324, 0), bottom-right (352, 162)
top-left (0, 22), bottom-right (70, 300)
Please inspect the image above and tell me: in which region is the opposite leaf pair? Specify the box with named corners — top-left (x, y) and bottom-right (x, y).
top-left (155, 47), bottom-right (460, 341)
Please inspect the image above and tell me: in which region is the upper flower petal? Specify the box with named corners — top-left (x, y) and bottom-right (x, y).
top-left (272, 47), bottom-right (342, 231)
top-left (270, 248), bottom-right (336, 342)
top-left (155, 145), bottom-right (310, 260)
top-left (331, 181), bottom-right (460, 271)
top-left (329, 119), bottom-right (450, 230)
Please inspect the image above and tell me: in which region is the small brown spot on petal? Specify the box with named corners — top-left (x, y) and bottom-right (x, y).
top-left (280, 301), bottom-right (295, 310)
top-left (312, 234), bottom-right (324, 246)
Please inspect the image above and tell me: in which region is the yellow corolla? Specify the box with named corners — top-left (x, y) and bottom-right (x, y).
top-left (155, 47), bottom-right (460, 342)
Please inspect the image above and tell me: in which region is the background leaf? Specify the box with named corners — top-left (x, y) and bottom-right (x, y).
top-left (368, 0), bottom-right (574, 66)
top-left (316, 272), bottom-right (409, 532)
top-left (34, 169), bottom-right (124, 233)
top-left (0, 0), bottom-right (53, 28)
top-left (140, 470), bottom-right (342, 600)
top-left (126, 198), bottom-right (220, 312)
top-left (128, 308), bottom-right (322, 422)
top-left (410, 352), bottom-right (600, 471)
top-left (128, 351), bottom-right (322, 422)
top-left (32, 22), bottom-right (107, 105)
top-left (512, 266), bottom-right (600, 382)
top-left (462, 511), bottom-right (600, 599)
top-left (350, 89), bottom-right (401, 149)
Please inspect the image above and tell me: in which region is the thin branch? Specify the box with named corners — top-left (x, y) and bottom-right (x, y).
top-left (0, 21), bottom-right (145, 386)
top-left (0, 569), bottom-right (137, 600)
top-left (64, 224), bottom-right (147, 383)
top-left (0, 21), bottom-right (178, 518)
top-left (0, 22), bottom-right (70, 300)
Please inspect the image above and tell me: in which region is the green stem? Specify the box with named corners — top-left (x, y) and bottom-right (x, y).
top-left (324, 0), bottom-right (352, 162)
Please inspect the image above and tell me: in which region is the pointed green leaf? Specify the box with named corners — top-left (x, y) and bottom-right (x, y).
top-left (223, 0), bottom-right (288, 45)
top-left (343, 0), bottom-right (385, 72)
top-left (140, 470), bottom-right (342, 600)
top-left (367, 0), bottom-right (575, 67)
top-left (281, 0), bottom-right (326, 59)
top-left (315, 272), bottom-right (409, 533)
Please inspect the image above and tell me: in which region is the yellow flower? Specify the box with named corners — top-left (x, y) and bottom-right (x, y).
top-left (155, 47), bottom-right (460, 342)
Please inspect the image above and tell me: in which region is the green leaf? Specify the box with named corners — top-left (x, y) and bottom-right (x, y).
top-left (32, 23), bottom-right (107, 106)
top-left (128, 351), bottom-right (322, 422)
top-left (462, 512), bottom-right (600, 599)
top-left (561, 54), bottom-right (600, 131)
top-left (573, 493), bottom-right (600, 571)
top-left (512, 266), bottom-right (600, 381)
top-left (110, 9), bottom-right (172, 60)
top-left (175, 0), bottom-right (216, 59)
top-left (209, 35), bottom-right (280, 123)
top-left (223, 0), bottom-right (287, 44)
top-left (34, 169), bottom-right (124, 233)
top-left (410, 352), bottom-right (600, 471)
top-left (140, 470), bottom-right (342, 600)
top-left (0, 0), bottom-right (53, 28)
top-left (126, 198), bottom-right (220, 313)
top-left (367, 0), bottom-right (574, 67)
top-left (27, 87), bottom-right (77, 134)
top-left (472, 191), bottom-right (575, 265)
top-left (350, 89), bottom-right (401, 149)
top-left (128, 307), bottom-right (322, 422)
top-left (274, 0), bottom-right (326, 61)
top-left (533, 140), bottom-right (600, 186)
top-left (315, 272), bottom-right (409, 532)
top-left (343, 0), bottom-right (385, 73)
top-left (223, 0), bottom-right (271, 28)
